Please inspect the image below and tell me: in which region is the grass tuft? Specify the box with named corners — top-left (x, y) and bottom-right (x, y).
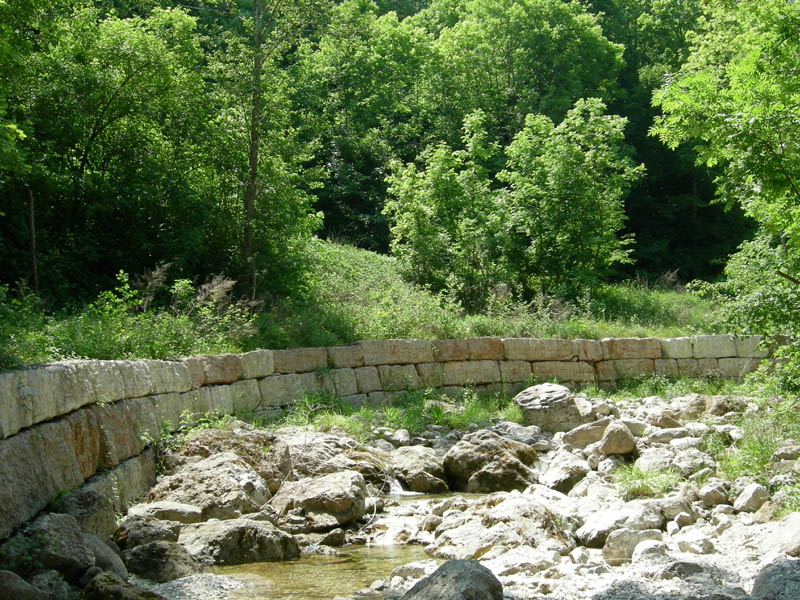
top-left (614, 465), bottom-right (682, 499)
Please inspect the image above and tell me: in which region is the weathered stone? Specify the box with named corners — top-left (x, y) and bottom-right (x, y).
top-left (503, 338), bottom-right (577, 362)
top-left (143, 360), bottom-right (192, 395)
top-left (328, 368), bottom-right (357, 396)
top-left (699, 479), bottom-right (730, 508)
top-left (206, 354), bottom-right (243, 384)
top-left (270, 470), bottom-right (366, 532)
top-left (673, 448), bottom-right (715, 477)
top-left (392, 446), bottom-right (448, 493)
top-left (576, 510), bottom-right (628, 548)
top-left (514, 384), bottom-right (595, 432)
top-left (602, 338), bottom-right (661, 360)
top-left (531, 361), bottom-right (595, 383)
top-left (239, 349), bottom-right (274, 379)
top-left (693, 335), bottom-right (737, 358)
top-left (326, 345), bottom-right (363, 368)
top-left (635, 447), bottom-right (676, 473)
top-left (654, 359), bottom-right (679, 378)
top-left (91, 402), bottom-right (139, 469)
top-left (77, 571), bottom-right (165, 600)
top-left (122, 541), bottom-right (202, 583)
top-left (705, 395), bottom-right (747, 416)
top-left (499, 360), bottom-right (531, 383)
top-left (539, 449), bottom-right (590, 493)
top-left (378, 364), bottom-right (422, 391)
top-left (751, 557), bottom-right (800, 600)
top-left (466, 337), bottom-right (505, 360)
top-left (259, 373), bottom-right (321, 407)
top-left (599, 421), bottom-right (636, 455)
top-left (646, 427), bottom-right (689, 444)
top-left (194, 384), bottom-right (234, 416)
top-left (443, 430), bottom-right (536, 492)
top-left (563, 419), bottom-right (611, 449)
top-left (401, 560), bottom-right (503, 600)
top-left (602, 528), bottom-right (662, 566)
top-left (774, 512), bottom-right (800, 557)
top-left (272, 347), bottom-right (328, 374)
top-left (674, 527), bottom-right (715, 554)
top-left (51, 488), bottom-right (116, 540)
top-left (28, 570), bottom-right (74, 600)
top-left (83, 534), bottom-right (128, 580)
top-left (433, 339), bottom-right (469, 362)
top-left (442, 360), bottom-right (501, 386)
top-left (229, 379), bottom-right (262, 413)
top-left (610, 359), bottom-right (656, 379)
top-left (113, 515), bottom-right (180, 551)
top-left (576, 339), bottom-right (603, 362)
top-left (359, 339), bottom-right (434, 365)
top-left (179, 518), bottom-right (299, 565)
top-left (719, 357), bottom-right (761, 379)
top-left (146, 452), bottom-right (270, 520)
top-left (81, 451), bottom-right (156, 516)
top-left (733, 483), bottom-right (769, 513)
top-left (128, 501), bottom-right (203, 524)
top-left (734, 335), bottom-right (769, 358)
top-left (354, 366), bottom-right (382, 394)
top-left (416, 363), bottom-right (445, 388)
top-left (660, 337), bottom-right (694, 359)
top-left (0, 570), bottom-right (49, 600)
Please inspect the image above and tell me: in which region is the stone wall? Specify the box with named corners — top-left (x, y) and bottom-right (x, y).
top-left (0, 335), bottom-right (770, 539)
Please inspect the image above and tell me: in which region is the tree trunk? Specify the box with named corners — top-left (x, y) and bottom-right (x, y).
top-left (244, 0), bottom-right (264, 289)
top-left (27, 188), bottom-right (39, 294)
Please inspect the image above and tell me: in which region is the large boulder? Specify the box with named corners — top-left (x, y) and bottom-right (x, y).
top-left (599, 421), bottom-right (636, 455)
top-left (391, 446), bottom-right (448, 493)
top-left (602, 528), bottom-right (662, 566)
top-left (146, 452), bottom-right (270, 520)
top-left (112, 516), bottom-right (180, 551)
top-left (76, 572), bottom-right (165, 600)
top-left (269, 470), bottom-right (366, 533)
top-left (751, 557), bottom-right (800, 600)
top-left (562, 419), bottom-right (611, 449)
top-left (179, 518), bottom-right (299, 565)
top-left (443, 430), bottom-right (536, 492)
top-left (513, 384), bottom-right (595, 432)
top-left (0, 513), bottom-right (94, 583)
top-left (539, 449), bottom-right (590, 494)
top-left (401, 560), bottom-right (503, 600)
top-left (0, 570), bottom-right (48, 600)
top-left (82, 534), bottom-right (128, 580)
top-left (121, 541), bottom-right (202, 583)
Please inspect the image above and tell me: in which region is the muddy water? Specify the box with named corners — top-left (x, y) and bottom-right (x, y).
top-left (215, 544), bottom-right (433, 600)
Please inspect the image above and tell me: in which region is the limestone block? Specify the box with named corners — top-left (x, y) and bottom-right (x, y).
top-left (677, 358), bottom-right (719, 378)
top-left (240, 349), bottom-right (274, 379)
top-left (327, 345), bottom-right (364, 369)
top-left (150, 393), bottom-right (186, 432)
top-left (416, 363), bottom-right (445, 388)
top-left (0, 370), bottom-right (34, 439)
top-left (339, 394), bottom-right (368, 410)
top-left (661, 338), bottom-right (694, 359)
top-left (182, 356), bottom-right (207, 388)
top-left (359, 339), bottom-right (434, 366)
top-left (734, 335), bottom-right (769, 358)
top-left (503, 338), bottom-right (577, 361)
top-left (0, 427), bottom-right (80, 539)
top-left (272, 347), bottom-right (328, 374)
top-left (693, 335), bottom-right (736, 359)
top-left (466, 337), bottom-right (505, 360)
top-left (698, 358), bottom-right (720, 377)
top-left (117, 361), bottom-right (154, 399)
top-left (195, 385), bottom-right (234, 415)
top-left (719, 357), bottom-right (761, 379)
top-left (203, 354), bottom-right (242, 385)
top-left (433, 339), bottom-right (469, 362)
top-left (37, 419), bottom-right (89, 498)
top-left (354, 366), bottom-right (382, 394)
top-left (594, 361), bottom-right (617, 382)
top-left (330, 368), bottom-right (358, 396)
top-left (601, 338), bottom-right (661, 360)
top-left (612, 359), bottom-right (655, 379)
top-left (230, 379), bottom-right (262, 413)
top-left (124, 397), bottom-right (161, 453)
top-left (367, 391), bottom-right (399, 405)
top-left (92, 402), bottom-right (139, 469)
top-left (532, 361), bottom-right (595, 383)
top-left (500, 360), bottom-right (531, 383)
top-left (378, 364), bottom-right (422, 391)
top-left (655, 359), bottom-right (679, 378)
top-left (84, 450), bottom-right (157, 514)
top-left (259, 373), bottom-right (319, 407)
top-left (576, 339), bottom-right (602, 363)
top-left (64, 408), bottom-right (101, 479)
top-left (443, 360), bottom-right (501, 386)
top-left (145, 360), bottom-right (192, 395)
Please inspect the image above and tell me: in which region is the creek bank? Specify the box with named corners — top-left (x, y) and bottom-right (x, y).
top-left (3, 383), bottom-right (800, 599)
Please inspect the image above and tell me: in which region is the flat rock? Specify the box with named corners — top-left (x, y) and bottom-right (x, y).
top-left (179, 518), bottom-right (299, 565)
top-left (127, 501), bottom-right (202, 524)
top-left (121, 541), bottom-right (203, 583)
top-left (113, 516), bottom-right (181, 551)
top-left (76, 572), bottom-right (165, 600)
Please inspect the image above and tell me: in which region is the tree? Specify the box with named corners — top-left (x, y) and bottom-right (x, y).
top-left (499, 98), bottom-right (644, 296)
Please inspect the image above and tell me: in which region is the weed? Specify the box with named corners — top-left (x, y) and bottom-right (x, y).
top-left (614, 465), bottom-right (682, 499)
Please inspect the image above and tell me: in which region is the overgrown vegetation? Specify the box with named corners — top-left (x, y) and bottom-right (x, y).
top-left (614, 465), bottom-right (681, 500)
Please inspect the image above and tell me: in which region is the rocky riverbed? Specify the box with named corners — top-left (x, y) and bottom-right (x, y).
top-left (2, 383), bottom-right (800, 599)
